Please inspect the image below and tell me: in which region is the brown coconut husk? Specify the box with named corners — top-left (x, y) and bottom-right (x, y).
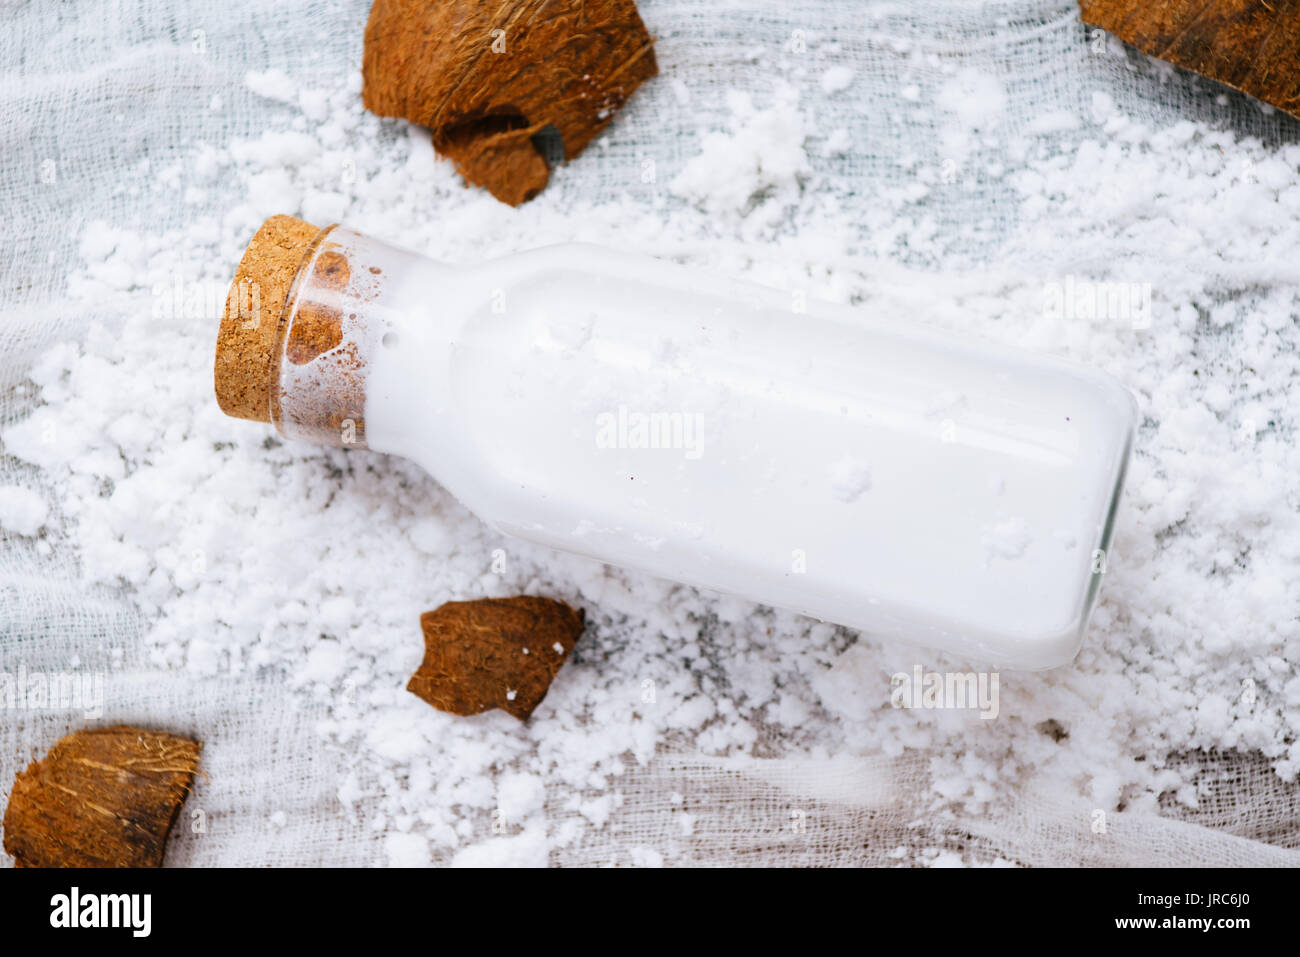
top-left (362, 0), bottom-right (658, 205)
top-left (408, 596), bottom-right (586, 721)
top-left (1080, 1), bottom-right (1300, 117)
top-left (3, 726), bottom-right (202, 868)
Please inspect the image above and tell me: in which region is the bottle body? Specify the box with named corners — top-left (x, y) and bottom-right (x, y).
top-left (274, 226), bottom-right (1136, 670)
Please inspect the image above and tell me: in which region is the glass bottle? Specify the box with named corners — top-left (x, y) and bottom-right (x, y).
top-left (215, 216), bottom-right (1136, 670)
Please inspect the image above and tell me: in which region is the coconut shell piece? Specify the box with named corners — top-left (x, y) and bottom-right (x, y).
top-left (361, 0), bottom-right (658, 205)
top-left (408, 596), bottom-right (586, 721)
top-left (3, 726), bottom-right (201, 868)
top-left (1079, 1), bottom-right (1300, 118)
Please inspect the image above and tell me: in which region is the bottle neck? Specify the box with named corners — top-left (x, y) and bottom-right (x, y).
top-left (271, 225), bottom-right (424, 449)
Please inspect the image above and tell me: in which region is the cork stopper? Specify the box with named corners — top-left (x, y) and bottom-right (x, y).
top-left (215, 215), bottom-right (322, 422)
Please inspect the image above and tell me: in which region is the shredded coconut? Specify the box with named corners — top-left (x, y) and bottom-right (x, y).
top-left (0, 485), bottom-right (48, 537)
top-left (819, 66), bottom-right (855, 96)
